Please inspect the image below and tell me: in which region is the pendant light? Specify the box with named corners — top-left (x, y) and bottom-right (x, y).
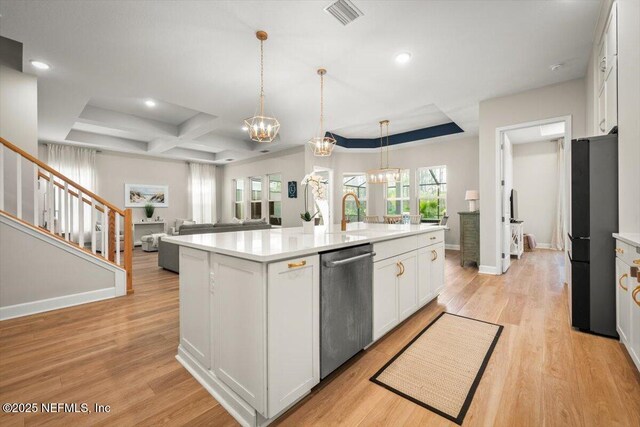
top-left (366, 120), bottom-right (401, 184)
top-left (244, 31), bottom-right (280, 143)
top-left (308, 68), bottom-right (336, 156)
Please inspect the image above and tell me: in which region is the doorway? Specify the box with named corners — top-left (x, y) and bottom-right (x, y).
top-left (497, 116), bottom-right (571, 274)
top-left (313, 166), bottom-right (334, 225)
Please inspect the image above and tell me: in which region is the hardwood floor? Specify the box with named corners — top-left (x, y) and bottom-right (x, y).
top-left (1, 249), bottom-right (639, 426)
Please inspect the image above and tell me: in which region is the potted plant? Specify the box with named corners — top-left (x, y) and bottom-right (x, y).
top-left (300, 173), bottom-right (327, 234)
top-left (144, 202), bottom-right (155, 220)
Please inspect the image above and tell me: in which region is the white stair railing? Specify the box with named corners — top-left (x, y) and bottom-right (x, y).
top-left (0, 137), bottom-right (134, 294)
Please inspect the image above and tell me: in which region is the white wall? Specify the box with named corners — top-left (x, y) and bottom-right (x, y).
top-left (1, 65), bottom-right (38, 221)
top-left (39, 146), bottom-right (191, 231)
top-left (478, 78), bottom-right (586, 272)
top-left (219, 148), bottom-right (306, 227)
top-left (512, 141), bottom-right (558, 246)
top-left (301, 135), bottom-right (479, 248)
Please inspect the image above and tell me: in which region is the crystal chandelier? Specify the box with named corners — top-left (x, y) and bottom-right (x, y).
top-left (366, 120), bottom-right (401, 184)
top-left (244, 31), bottom-right (280, 143)
top-left (308, 68), bottom-right (336, 157)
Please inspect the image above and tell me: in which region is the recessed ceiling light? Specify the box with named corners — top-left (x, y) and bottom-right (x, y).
top-left (30, 60), bottom-right (50, 70)
top-left (550, 63), bottom-right (563, 71)
top-left (395, 52), bottom-right (412, 64)
top-left (144, 99), bottom-right (156, 108)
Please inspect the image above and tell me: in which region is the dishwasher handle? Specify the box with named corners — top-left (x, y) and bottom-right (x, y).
top-left (323, 252), bottom-right (376, 268)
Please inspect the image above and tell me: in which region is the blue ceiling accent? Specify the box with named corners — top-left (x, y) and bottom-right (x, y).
top-left (329, 122), bottom-right (464, 149)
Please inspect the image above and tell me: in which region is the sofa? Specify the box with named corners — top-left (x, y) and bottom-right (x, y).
top-left (158, 221), bottom-right (272, 273)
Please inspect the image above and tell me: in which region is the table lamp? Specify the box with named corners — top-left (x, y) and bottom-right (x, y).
top-left (465, 190), bottom-right (479, 212)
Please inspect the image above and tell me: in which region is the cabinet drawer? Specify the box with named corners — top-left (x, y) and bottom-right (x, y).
top-left (417, 230), bottom-right (444, 248)
top-left (373, 236), bottom-right (418, 262)
top-left (616, 240), bottom-right (640, 267)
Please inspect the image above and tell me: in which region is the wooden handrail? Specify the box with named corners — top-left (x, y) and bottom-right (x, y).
top-left (1, 137), bottom-right (125, 216)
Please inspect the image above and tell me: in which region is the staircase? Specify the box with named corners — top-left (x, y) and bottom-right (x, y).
top-left (0, 137), bottom-right (133, 318)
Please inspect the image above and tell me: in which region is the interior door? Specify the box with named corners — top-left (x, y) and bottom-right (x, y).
top-left (501, 133), bottom-right (513, 273)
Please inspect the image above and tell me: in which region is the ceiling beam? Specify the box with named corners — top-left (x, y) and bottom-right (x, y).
top-left (65, 129), bottom-right (148, 152)
top-left (77, 105), bottom-right (177, 138)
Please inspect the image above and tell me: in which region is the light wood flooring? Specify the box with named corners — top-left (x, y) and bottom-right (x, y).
top-left (1, 249), bottom-right (639, 426)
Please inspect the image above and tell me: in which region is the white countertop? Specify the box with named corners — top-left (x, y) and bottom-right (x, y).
top-left (164, 223), bottom-right (446, 262)
top-left (613, 233), bottom-right (640, 248)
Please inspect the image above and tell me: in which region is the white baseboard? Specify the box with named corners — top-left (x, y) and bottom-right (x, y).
top-left (445, 244), bottom-right (460, 251)
top-left (479, 265), bottom-right (501, 275)
top-left (0, 287), bottom-right (118, 321)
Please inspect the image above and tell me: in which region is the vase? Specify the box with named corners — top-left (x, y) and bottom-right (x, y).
top-left (302, 220), bottom-right (315, 234)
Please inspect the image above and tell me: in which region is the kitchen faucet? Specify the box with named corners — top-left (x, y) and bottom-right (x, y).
top-left (341, 192), bottom-right (361, 231)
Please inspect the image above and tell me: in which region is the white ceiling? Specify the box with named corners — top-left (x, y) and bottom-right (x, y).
top-left (506, 121), bottom-right (566, 144)
top-left (0, 0), bottom-right (601, 163)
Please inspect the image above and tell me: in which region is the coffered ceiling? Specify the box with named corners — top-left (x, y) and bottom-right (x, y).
top-left (0, 0), bottom-right (601, 163)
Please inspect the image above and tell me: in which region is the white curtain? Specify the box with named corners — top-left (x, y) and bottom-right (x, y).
top-left (47, 144), bottom-right (96, 236)
top-left (188, 163), bottom-right (217, 224)
top-left (551, 138), bottom-right (565, 250)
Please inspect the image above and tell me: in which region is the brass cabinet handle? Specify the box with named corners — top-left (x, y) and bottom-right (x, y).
top-left (634, 259), bottom-right (640, 266)
top-left (396, 261), bottom-right (405, 277)
top-left (633, 287), bottom-right (640, 307)
top-left (288, 260), bottom-right (307, 269)
top-left (615, 248), bottom-right (624, 254)
top-left (600, 56), bottom-right (606, 72)
top-left (431, 250), bottom-right (437, 261)
top-left (430, 236), bottom-right (436, 240)
top-left (619, 273), bottom-right (628, 291)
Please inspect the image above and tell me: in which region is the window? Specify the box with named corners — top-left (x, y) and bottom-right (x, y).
top-left (233, 179), bottom-right (244, 220)
top-left (249, 176), bottom-right (262, 219)
top-left (268, 174), bottom-right (282, 226)
top-left (385, 169), bottom-right (410, 215)
top-left (342, 173), bottom-right (367, 222)
top-left (417, 166), bottom-right (447, 222)
top-left (189, 163), bottom-right (216, 224)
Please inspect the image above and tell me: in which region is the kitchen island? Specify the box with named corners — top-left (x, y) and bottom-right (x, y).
top-left (163, 223), bottom-right (446, 426)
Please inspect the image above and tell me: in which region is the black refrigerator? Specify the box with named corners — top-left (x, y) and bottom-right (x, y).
top-left (569, 133), bottom-right (618, 337)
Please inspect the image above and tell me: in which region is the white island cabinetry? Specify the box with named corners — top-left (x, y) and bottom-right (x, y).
top-left (167, 223), bottom-right (446, 426)
top-left (373, 230), bottom-right (445, 342)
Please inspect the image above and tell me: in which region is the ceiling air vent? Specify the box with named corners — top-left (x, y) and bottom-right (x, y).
top-left (324, 0), bottom-right (363, 26)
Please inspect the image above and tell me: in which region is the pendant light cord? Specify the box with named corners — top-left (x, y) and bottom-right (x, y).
top-left (320, 72), bottom-right (324, 134)
top-left (260, 39), bottom-right (265, 115)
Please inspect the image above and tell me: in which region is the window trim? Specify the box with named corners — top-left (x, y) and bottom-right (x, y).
top-left (267, 173), bottom-right (282, 227)
top-left (248, 176), bottom-right (264, 220)
top-left (416, 165), bottom-right (447, 222)
top-left (385, 169), bottom-right (410, 216)
top-left (342, 172), bottom-right (368, 222)
top-left (232, 178), bottom-right (245, 220)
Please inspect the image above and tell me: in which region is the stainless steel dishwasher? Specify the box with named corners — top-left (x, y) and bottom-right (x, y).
top-left (320, 244), bottom-right (374, 379)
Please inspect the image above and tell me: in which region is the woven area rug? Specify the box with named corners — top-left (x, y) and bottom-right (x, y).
top-left (370, 312), bottom-right (503, 425)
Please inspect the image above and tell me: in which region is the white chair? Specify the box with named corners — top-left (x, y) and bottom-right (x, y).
top-left (364, 215), bottom-right (380, 224)
top-left (383, 215), bottom-right (402, 224)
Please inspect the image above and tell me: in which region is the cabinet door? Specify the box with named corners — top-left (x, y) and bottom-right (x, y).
top-left (179, 247), bottom-right (210, 368)
top-left (630, 274), bottom-right (640, 369)
top-left (430, 243), bottom-right (445, 296)
top-left (605, 62), bottom-right (617, 132)
top-left (597, 84), bottom-right (606, 135)
top-left (373, 257), bottom-right (400, 340)
top-left (417, 247), bottom-right (432, 307)
top-left (212, 254), bottom-right (266, 414)
top-left (615, 257), bottom-right (631, 344)
top-left (397, 252), bottom-right (418, 321)
top-left (267, 256), bottom-right (319, 418)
